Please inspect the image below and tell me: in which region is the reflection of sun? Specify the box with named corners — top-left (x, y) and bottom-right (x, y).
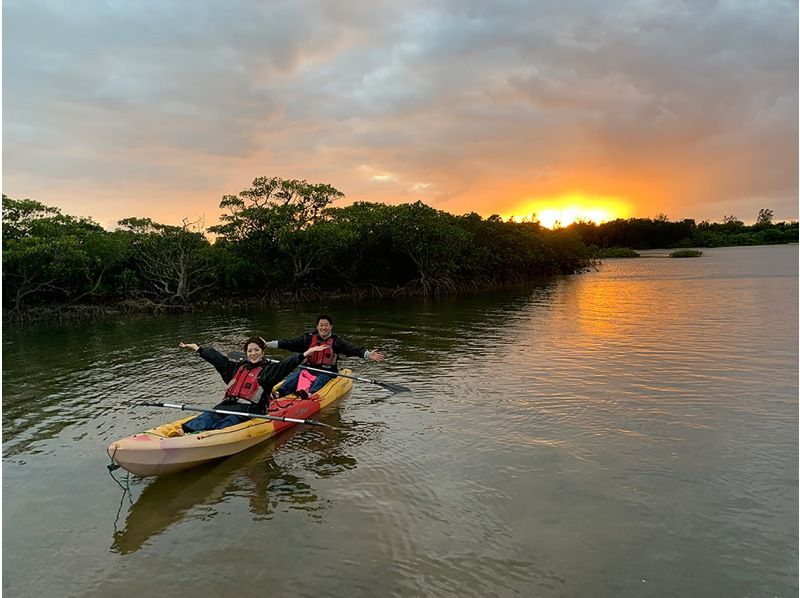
top-left (502, 194), bottom-right (628, 228)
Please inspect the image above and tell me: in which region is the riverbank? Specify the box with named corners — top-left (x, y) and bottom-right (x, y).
top-left (3, 269), bottom-right (598, 325)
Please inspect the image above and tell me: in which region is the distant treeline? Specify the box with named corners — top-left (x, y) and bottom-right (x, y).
top-left (2, 178), bottom-right (592, 319)
top-left (4, 180), bottom-right (796, 321)
top-left (568, 210), bottom-right (798, 250)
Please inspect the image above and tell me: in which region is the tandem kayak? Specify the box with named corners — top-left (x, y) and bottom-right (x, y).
top-left (107, 369), bottom-right (353, 477)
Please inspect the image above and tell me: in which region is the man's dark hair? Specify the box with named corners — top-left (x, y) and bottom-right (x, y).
top-left (316, 314), bottom-right (333, 325)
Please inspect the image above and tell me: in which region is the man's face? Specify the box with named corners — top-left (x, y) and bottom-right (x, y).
top-left (316, 319), bottom-right (332, 338)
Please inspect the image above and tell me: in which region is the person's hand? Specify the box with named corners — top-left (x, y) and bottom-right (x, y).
top-left (179, 342), bottom-right (199, 352)
top-left (303, 345), bottom-right (328, 358)
top-left (368, 350), bottom-right (385, 362)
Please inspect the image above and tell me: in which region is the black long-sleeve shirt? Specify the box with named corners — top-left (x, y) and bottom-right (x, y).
top-left (272, 332), bottom-right (367, 372)
top-left (197, 347), bottom-right (304, 413)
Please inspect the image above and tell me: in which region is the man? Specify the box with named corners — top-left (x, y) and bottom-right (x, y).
top-left (266, 314), bottom-right (385, 399)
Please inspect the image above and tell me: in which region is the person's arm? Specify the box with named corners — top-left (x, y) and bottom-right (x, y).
top-left (332, 336), bottom-right (385, 361)
top-left (271, 333), bottom-right (310, 353)
top-left (179, 341), bottom-right (238, 382)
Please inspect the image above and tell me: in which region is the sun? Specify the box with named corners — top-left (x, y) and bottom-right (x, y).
top-left (502, 194), bottom-right (628, 228)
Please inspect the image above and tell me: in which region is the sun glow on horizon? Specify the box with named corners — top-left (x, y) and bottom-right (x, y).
top-left (502, 194), bottom-right (629, 228)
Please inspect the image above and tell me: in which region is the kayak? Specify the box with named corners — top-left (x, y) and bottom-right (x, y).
top-left (107, 369), bottom-right (353, 477)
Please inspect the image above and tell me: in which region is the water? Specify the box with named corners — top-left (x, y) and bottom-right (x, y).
top-left (3, 244), bottom-right (797, 597)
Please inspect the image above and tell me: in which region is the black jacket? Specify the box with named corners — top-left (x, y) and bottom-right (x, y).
top-left (197, 347), bottom-right (304, 413)
top-left (275, 332), bottom-right (367, 372)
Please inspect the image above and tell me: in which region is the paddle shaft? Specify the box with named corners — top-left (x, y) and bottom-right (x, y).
top-left (142, 402), bottom-right (334, 428)
top-left (267, 358), bottom-right (386, 386)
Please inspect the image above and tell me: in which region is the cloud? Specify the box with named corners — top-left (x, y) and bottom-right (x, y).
top-left (3, 0), bottom-right (797, 226)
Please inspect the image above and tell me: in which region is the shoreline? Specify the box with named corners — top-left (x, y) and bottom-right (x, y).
top-left (3, 272), bottom-right (591, 326)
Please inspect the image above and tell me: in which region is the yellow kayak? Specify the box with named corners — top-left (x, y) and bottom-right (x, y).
top-left (108, 370), bottom-right (353, 476)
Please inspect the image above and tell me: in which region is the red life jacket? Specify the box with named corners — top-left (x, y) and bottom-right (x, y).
top-left (224, 365), bottom-right (264, 403)
top-left (307, 333), bottom-right (336, 367)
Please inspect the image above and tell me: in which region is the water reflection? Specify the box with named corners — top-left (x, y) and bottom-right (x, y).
top-left (2, 284), bottom-right (556, 455)
top-left (111, 409), bottom-right (359, 554)
top-left (3, 246), bottom-right (796, 597)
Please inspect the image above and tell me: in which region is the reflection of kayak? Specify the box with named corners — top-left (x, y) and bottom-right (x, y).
top-left (111, 428), bottom-right (304, 554)
top-left (107, 370), bottom-right (353, 477)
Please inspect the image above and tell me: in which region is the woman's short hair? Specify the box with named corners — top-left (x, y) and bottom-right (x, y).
top-left (316, 314), bottom-right (333, 325)
top-left (242, 336), bottom-right (266, 351)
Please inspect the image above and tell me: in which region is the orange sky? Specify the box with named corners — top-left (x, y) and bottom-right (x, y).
top-left (4, 1), bottom-right (798, 229)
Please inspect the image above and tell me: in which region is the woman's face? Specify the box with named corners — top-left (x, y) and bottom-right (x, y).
top-left (245, 342), bottom-right (264, 363)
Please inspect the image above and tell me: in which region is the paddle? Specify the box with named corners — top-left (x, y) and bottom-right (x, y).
top-left (141, 402), bottom-right (344, 430)
top-left (227, 352), bottom-right (411, 394)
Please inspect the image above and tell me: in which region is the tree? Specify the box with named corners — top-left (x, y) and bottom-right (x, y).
top-left (321, 202), bottom-right (395, 287)
top-left (3, 196), bottom-right (61, 238)
top-left (389, 202), bottom-right (468, 295)
top-left (723, 214), bottom-right (743, 226)
top-left (756, 208), bottom-right (774, 226)
top-left (61, 229), bottom-right (131, 307)
top-left (2, 196), bottom-right (118, 313)
top-left (209, 177), bottom-right (345, 290)
top-left (117, 217), bottom-right (216, 305)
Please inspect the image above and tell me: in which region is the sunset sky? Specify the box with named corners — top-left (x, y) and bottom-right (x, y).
top-left (4, 0), bottom-right (798, 229)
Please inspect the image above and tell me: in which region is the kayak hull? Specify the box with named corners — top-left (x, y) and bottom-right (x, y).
top-left (108, 370), bottom-right (352, 477)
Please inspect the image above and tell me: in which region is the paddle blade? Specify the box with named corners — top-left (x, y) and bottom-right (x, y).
top-left (376, 381), bottom-right (411, 394)
top-left (304, 419), bottom-right (348, 431)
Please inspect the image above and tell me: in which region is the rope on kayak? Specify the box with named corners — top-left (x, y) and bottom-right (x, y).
top-left (105, 446), bottom-right (133, 531)
top-left (108, 468), bottom-right (130, 492)
top-left (268, 393), bottom-right (298, 411)
top-left (106, 445), bottom-right (131, 493)
top-left (106, 444), bottom-right (121, 471)
top-left (112, 474), bottom-right (133, 533)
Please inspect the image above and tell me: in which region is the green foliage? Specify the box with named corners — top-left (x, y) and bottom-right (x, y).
top-left (117, 217), bottom-right (215, 303)
top-left (723, 214), bottom-right (743, 226)
top-left (115, 268), bottom-right (140, 295)
top-left (388, 202), bottom-right (469, 294)
top-left (569, 218), bottom-right (696, 249)
top-left (2, 195), bottom-right (129, 312)
top-left (756, 209), bottom-right (774, 226)
top-left (209, 177), bottom-right (345, 291)
top-left (599, 247), bottom-right (640, 258)
top-left (570, 214), bottom-right (797, 249)
top-left (320, 202), bottom-right (395, 286)
top-left (3, 197), bottom-right (61, 238)
top-left (669, 249), bottom-right (703, 258)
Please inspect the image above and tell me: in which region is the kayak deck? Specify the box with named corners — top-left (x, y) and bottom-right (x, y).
top-left (108, 370), bottom-right (353, 476)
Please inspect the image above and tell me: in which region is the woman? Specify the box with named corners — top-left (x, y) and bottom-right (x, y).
top-left (178, 336), bottom-right (328, 433)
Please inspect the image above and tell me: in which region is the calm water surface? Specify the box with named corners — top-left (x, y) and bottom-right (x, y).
top-left (3, 244), bottom-right (797, 597)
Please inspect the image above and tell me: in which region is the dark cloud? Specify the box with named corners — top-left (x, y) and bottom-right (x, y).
top-left (3, 0), bottom-right (797, 225)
